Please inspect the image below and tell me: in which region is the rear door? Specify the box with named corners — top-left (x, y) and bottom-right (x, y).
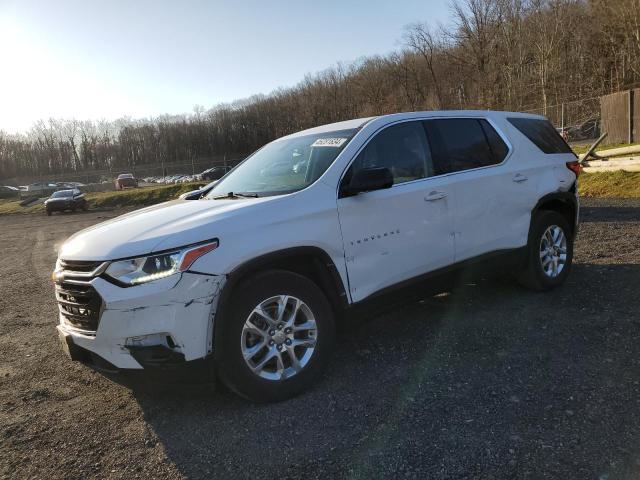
top-left (337, 120), bottom-right (455, 302)
top-left (424, 118), bottom-right (537, 262)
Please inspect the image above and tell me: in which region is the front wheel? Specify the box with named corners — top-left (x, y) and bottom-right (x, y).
top-left (517, 210), bottom-right (573, 291)
top-left (216, 270), bottom-right (335, 402)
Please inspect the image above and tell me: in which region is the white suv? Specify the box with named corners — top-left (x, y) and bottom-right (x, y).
top-left (54, 111), bottom-right (580, 401)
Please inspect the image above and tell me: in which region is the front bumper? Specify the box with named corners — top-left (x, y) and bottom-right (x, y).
top-left (46, 201), bottom-right (74, 211)
top-left (56, 272), bottom-right (225, 369)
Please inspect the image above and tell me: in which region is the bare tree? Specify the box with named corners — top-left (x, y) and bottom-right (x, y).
top-left (1, 0), bottom-right (638, 184)
top-left (404, 23), bottom-right (447, 108)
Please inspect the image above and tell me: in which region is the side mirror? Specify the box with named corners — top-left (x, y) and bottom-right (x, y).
top-left (344, 167), bottom-right (393, 196)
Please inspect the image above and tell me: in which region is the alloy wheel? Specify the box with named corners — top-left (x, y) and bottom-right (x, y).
top-left (240, 295), bottom-right (317, 381)
top-left (539, 225), bottom-right (567, 278)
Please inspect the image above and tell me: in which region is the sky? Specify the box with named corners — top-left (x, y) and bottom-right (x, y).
top-left (0, 0), bottom-right (451, 134)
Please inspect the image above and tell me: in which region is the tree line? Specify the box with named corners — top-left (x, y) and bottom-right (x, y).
top-left (1, 0), bottom-right (638, 182)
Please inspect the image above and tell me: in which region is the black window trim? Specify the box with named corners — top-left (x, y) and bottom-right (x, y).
top-left (337, 116), bottom-right (514, 198)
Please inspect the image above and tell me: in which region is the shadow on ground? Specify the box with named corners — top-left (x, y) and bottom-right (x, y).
top-left (580, 206), bottom-right (640, 223)
top-left (125, 262), bottom-right (640, 479)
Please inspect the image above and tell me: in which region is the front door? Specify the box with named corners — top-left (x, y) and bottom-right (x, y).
top-left (337, 121), bottom-right (455, 302)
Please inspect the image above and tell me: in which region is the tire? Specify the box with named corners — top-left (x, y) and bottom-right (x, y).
top-left (216, 270), bottom-right (335, 402)
top-left (46, 209), bottom-right (52, 216)
top-left (517, 210), bottom-right (573, 291)
top-left (82, 202), bottom-right (88, 211)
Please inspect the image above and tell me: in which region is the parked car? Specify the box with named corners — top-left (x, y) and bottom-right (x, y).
top-left (178, 180), bottom-right (219, 200)
top-left (115, 173), bottom-right (138, 190)
top-left (0, 186), bottom-right (19, 199)
top-left (201, 166), bottom-right (226, 181)
top-left (57, 181), bottom-right (85, 188)
top-left (164, 175), bottom-right (181, 184)
top-left (24, 182), bottom-right (57, 194)
top-left (44, 189), bottom-right (87, 215)
top-left (54, 111), bottom-right (579, 402)
top-left (561, 117), bottom-right (601, 142)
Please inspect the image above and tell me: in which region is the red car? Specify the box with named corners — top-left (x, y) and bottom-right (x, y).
top-left (115, 173), bottom-right (138, 190)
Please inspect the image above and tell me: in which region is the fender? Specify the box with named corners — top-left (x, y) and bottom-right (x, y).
top-left (211, 246), bottom-right (349, 357)
top-left (531, 188), bottom-right (579, 236)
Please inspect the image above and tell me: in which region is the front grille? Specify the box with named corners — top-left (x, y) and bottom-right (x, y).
top-left (56, 282), bottom-right (103, 333)
top-left (59, 259), bottom-right (103, 273)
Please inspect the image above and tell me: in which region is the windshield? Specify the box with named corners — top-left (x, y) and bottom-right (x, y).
top-left (206, 128), bottom-right (358, 198)
top-left (52, 190), bottom-right (73, 198)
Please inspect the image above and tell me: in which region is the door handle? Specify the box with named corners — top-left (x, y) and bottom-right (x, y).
top-left (424, 191), bottom-right (447, 201)
top-left (513, 173), bottom-right (528, 183)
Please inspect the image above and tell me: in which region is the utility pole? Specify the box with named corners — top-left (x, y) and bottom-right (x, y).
top-left (629, 90), bottom-right (635, 144)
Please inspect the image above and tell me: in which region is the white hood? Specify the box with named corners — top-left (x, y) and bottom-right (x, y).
top-left (59, 198), bottom-right (272, 261)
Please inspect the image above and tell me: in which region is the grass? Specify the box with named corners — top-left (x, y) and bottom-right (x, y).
top-left (0, 173), bottom-right (638, 215)
top-left (0, 182), bottom-right (205, 215)
top-left (88, 182), bottom-right (205, 209)
top-left (572, 142), bottom-right (640, 156)
top-left (579, 171), bottom-right (640, 198)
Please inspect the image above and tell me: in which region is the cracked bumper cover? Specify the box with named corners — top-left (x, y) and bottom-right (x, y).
top-left (57, 272), bottom-right (225, 369)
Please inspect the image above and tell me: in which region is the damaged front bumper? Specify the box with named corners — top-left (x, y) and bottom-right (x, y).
top-left (56, 272), bottom-right (225, 370)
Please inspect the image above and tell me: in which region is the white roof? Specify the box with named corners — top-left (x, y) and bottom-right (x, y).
top-left (281, 117), bottom-right (377, 140)
top-left (282, 110), bottom-right (545, 140)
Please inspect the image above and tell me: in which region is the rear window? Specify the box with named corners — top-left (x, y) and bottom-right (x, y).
top-left (508, 118), bottom-right (573, 154)
top-left (52, 190), bottom-right (73, 198)
top-left (424, 118), bottom-right (508, 175)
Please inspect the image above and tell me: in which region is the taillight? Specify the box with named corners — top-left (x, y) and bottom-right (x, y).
top-left (566, 161), bottom-right (581, 177)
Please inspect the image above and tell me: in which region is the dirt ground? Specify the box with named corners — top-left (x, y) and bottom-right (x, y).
top-left (1, 198), bottom-right (639, 479)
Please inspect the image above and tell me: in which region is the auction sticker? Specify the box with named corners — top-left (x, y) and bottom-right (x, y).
top-left (312, 138), bottom-right (347, 147)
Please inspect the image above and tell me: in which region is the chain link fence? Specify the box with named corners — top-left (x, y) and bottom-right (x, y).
top-left (524, 96), bottom-right (602, 144)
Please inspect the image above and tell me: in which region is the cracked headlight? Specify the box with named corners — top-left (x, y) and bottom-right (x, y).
top-left (104, 240), bottom-right (218, 286)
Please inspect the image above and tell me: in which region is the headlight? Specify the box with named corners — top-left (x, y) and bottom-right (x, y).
top-left (104, 240), bottom-right (218, 286)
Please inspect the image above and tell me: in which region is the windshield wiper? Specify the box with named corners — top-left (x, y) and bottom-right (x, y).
top-left (211, 191), bottom-right (259, 200)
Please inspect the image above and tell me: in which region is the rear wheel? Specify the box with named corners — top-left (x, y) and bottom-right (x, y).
top-left (517, 210), bottom-right (573, 291)
top-left (216, 270), bottom-right (335, 402)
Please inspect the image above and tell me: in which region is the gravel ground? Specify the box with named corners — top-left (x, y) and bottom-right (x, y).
top-left (1, 197), bottom-right (639, 479)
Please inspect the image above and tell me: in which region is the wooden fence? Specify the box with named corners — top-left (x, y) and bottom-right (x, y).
top-left (600, 89), bottom-right (639, 144)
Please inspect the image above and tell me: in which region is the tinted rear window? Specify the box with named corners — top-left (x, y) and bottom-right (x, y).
top-left (424, 119), bottom-right (508, 175)
top-left (52, 190), bottom-right (73, 198)
top-left (508, 118), bottom-right (573, 154)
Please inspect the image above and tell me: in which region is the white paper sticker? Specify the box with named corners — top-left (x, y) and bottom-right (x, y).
top-left (311, 137), bottom-right (347, 147)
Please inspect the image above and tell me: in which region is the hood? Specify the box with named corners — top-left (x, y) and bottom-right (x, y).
top-left (59, 198), bottom-right (272, 261)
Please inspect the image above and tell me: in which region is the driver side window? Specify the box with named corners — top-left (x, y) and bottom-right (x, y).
top-left (349, 121), bottom-right (432, 185)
